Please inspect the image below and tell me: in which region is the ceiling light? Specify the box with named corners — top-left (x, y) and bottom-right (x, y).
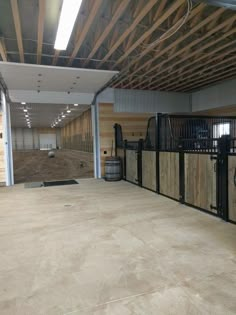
top-left (62, 114), bottom-right (66, 118)
top-left (21, 102), bottom-right (26, 105)
top-left (23, 108), bottom-right (28, 112)
top-left (25, 114), bottom-right (29, 118)
top-left (74, 103), bottom-right (78, 106)
top-left (54, 0), bottom-right (83, 50)
top-left (67, 108), bottom-right (71, 113)
top-left (58, 118), bottom-right (62, 122)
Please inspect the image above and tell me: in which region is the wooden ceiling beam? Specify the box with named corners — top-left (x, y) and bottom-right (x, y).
top-left (144, 26), bottom-right (236, 90)
top-left (37, 0), bottom-right (46, 64)
top-left (159, 41), bottom-right (236, 89)
top-left (111, 0), bottom-right (185, 70)
top-left (153, 0), bottom-right (168, 22)
top-left (179, 67), bottom-right (236, 92)
top-left (82, 0), bottom-right (131, 67)
top-left (10, 0), bottom-right (24, 63)
top-left (172, 3), bottom-right (186, 25)
top-left (131, 10), bottom-right (233, 90)
top-left (145, 28), bottom-right (236, 90)
top-left (173, 56), bottom-right (236, 91)
top-left (0, 40), bottom-right (7, 61)
top-left (113, 3), bottom-right (206, 87)
top-left (97, 0), bottom-right (159, 69)
top-left (67, 0), bottom-right (103, 67)
top-left (52, 50), bottom-right (60, 66)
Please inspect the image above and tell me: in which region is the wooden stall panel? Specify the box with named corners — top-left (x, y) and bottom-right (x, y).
top-left (142, 151), bottom-right (156, 191)
top-left (228, 156), bottom-right (236, 222)
top-left (159, 152), bottom-right (179, 200)
top-left (126, 149), bottom-right (138, 184)
top-left (117, 148), bottom-right (124, 178)
top-left (185, 154), bottom-right (216, 213)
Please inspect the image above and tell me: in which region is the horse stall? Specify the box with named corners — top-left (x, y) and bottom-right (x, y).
top-left (114, 114), bottom-right (236, 225)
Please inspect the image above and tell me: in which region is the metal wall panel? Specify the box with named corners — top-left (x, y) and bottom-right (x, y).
top-left (114, 88), bottom-right (191, 113)
top-left (192, 78), bottom-right (236, 112)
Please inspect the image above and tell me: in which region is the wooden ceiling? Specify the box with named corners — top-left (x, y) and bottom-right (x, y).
top-left (0, 0), bottom-right (236, 92)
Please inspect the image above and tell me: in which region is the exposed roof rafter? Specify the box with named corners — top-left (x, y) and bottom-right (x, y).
top-left (10, 0), bottom-right (24, 63)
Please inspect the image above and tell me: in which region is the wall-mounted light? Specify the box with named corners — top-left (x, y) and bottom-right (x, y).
top-left (54, 0), bottom-right (83, 50)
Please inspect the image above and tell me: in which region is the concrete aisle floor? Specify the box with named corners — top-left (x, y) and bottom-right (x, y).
top-left (0, 179), bottom-right (235, 315)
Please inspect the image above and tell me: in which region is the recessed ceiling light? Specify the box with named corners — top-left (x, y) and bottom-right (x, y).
top-left (58, 118), bottom-right (62, 122)
top-left (23, 108), bottom-right (27, 112)
top-left (21, 102), bottom-right (26, 105)
top-left (67, 109), bottom-right (71, 113)
top-left (25, 114), bottom-right (29, 118)
top-left (74, 103), bottom-right (78, 106)
top-left (54, 0), bottom-right (83, 50)
top-left (62, 114), bottom-right (66, 118)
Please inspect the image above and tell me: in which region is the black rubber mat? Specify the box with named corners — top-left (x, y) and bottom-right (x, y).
top-left (43, 180), bottom-right (78, 187)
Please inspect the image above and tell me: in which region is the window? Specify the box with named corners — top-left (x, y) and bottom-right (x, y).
top-left (213, 122), bottom-right (230, 139)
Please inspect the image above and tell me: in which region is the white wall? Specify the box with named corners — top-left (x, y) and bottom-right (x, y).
top-left (192, 78), bottom-right (236, 112)
top-left (12, 128), bottom-right (61, 150)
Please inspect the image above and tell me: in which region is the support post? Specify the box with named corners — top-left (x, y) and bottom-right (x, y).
top-left (217, 135), bottom-right (230, 221)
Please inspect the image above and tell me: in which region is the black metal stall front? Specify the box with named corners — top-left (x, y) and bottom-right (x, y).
top-left (114, 114), bottom-right (236, 224)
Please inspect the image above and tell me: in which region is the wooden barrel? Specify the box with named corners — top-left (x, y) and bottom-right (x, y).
top-left (105, 157), bottom-right (121, 181)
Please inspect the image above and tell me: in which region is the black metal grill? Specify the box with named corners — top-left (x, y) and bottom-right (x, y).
top-left (159, 114), bottom-right (236, 152)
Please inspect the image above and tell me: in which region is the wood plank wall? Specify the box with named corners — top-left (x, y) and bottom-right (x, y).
top-left (61, 108), bottom-right (93, 152)
top-left (159, 152), bottom-right (179, 200)
top-left (142, 151), bottom-right (156, 191)
top-left (0, 114), bottom-right (5, 185)
top-left (99, 103), bottom-right (152, 176)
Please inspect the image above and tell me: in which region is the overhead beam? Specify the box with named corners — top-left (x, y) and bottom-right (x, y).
top-left (174, 56), bottom-right (236, 91)
top-left (10, 0), bottom-right (24, 63)
top-left (67, 0), bottom-right (103, 66)
top-left (129, 9), bottom-right (232, 90)
top-left (97, 0), bottom-right (159, 69)
top-left (112, 3), bottom-right (206, 87)
top-left (180, 67), bottom-right (236, 92)
top-left (0, 40), bottom-right (7, 61)
top-left (82, 0), bottom-right (131, 67)
top-left (37, 0), bottom-right (46, 64)
top-left (158, 41), bottom-right (236, 90)
top-left (111, 0), bottom-right (185, 69)
top-left (142, 24), bottom-right (236, 90)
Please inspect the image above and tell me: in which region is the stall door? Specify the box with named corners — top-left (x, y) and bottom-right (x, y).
top-left (126, 149), bottom-right (138, 184)
top-left (185, 153), bottom-right (217, 213)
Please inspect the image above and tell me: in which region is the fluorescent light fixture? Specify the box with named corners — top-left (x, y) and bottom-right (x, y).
top-left (62, 114), bottom-right (66, 118)
top-left (21, 102), bottom-right (26, 105)
top-left (23, 109), bottom-right (28, 112)
top-left (25, 114), bottom-right (29, 118)
top-left (74, 103), bottom-right (78, 106)
top-left (54, 0), bottom-right (83, 50)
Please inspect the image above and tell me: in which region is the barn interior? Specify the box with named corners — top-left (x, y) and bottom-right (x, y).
top-left (0, 0), bottom-right (236, 314)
